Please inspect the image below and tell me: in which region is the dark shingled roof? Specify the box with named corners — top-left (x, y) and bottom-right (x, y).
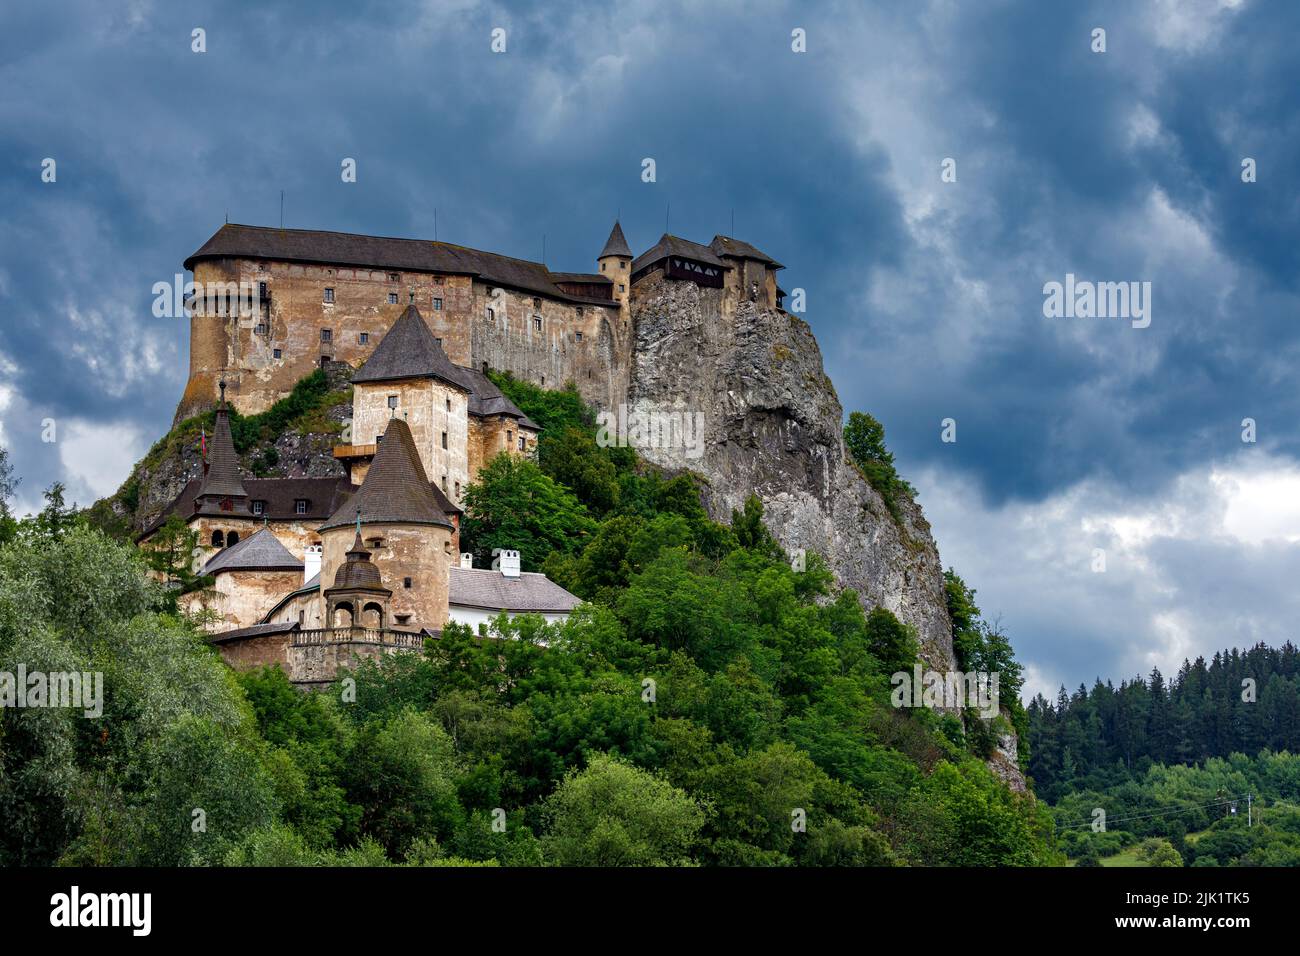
top-left (450, 364), bottom-right (538, 426)
top-left (194, 401), bottom-right (250, 514)
top-left (631, 233), bottom-right (727, 275)
top-left (351, 305), bottom-right (469, 388)
top-left (598, 221), bottom-right (632, 259)
top-left (143, 475), bottom-right (357, 537)
top-left (184, 223), bottom-right (618, 307)
top-left (448, 568), bottom-right (582, 613)
top-left (326, 533), bottom-right (390, 593)
top-left (319, 417), bottom-right (453, 531)
top-left (550, 271), bottom-right (612, 284)
top-left (709, 235), bottom-right (784, 270)
top-left (208, 620), bottom-right (300, 645)
top-left (203, 527), bottom-right (303, 575)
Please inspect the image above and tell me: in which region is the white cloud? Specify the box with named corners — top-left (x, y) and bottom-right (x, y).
top-left (56, 418), bottom-right (146, 504)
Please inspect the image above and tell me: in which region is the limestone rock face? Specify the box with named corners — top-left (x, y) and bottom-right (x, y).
top-left (627, 271), bottom-right (957, 672)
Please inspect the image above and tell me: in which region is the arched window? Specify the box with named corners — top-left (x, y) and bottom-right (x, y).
top-left (332, 603), bottom-right (354, 628)
top-left (211, 530), bottom-right (224, 547)
top-left (361, 602), bottom-right (384, 629)
top-left (227, 531), bottom-right (240, 546)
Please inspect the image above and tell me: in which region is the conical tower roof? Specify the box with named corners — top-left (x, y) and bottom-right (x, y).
top-left (318, 416), bottom-right (452, 531)
top-left (351, 304), bottom-right (468, 388)
top-left (598, 220), bottom-right (632, 259)
top-left (195, 383), bottom-right (250, 515)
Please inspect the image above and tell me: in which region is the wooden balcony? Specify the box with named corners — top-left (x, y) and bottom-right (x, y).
top-left (333, 443), bottom-right (377, 460)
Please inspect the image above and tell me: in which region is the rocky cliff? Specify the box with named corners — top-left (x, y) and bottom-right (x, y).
top-left (627, 271), bottom-right (958, 672)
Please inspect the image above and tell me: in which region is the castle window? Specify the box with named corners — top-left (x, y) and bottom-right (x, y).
top-left (601, 262), bottom-right (606, 271)
top-left (360, 332), bottom-right (369, 345)
top-left (506, 429), bottom-right (513, 447)
top-left (403, 577), bottom-right (412, 589)
top-left (433, 276), bottom-right (444, 285)
top-left (441, 431), bottom-right (448, 449)
top-left (367, 537), bottom-right (384, 548)
top-left (619, 261), bottom-right (626, 269)
top-left (387, 273), bottom-right (400, 283)
top-left (445, 397), bottom-right (450, 411)
top-left (432, 297), bottom-right (443, 311)
top-left (618, 284), bottom-right (626, 292)
top-left (435, 337), bottom-right (442, 346)
top-left (255, 323), bottom-right (267, 335)
top-left (258, 281), bottom-right (268, 299)
top-left (441, 476), bottom-right (448, 491)
top-left (320, 356), bottom-right (331, 368)
top-left (388, 293), bottom-right (398, 305)
top-left (295, 499), bottom-right (308, 515)
top-left (518, 436), bottom-right (526, 451)
top-left (320, 329), bottom-right (332, 343)
top-left (273, 348), bottom-right (282, 359)
top-left (227, 531), bottom-right (240, 546)
top-left (486, 307), bottom-right (494, 322)
top-left (323, 288), bottom-right (334, 303)
top-left (574, 331), bottom-right (583, 342)
top-left (533, 316), bottom-right (542, 331)
top-left (211, 530), bottom-right (224, 547)
top-left (454, 481), bottom-right (460, 497)
top-left (388, 395), bottom-right (398, 409)
top-left (532, 297), bottom-right (541, 309)
top-left (252, 501), bottom-right (265, 516)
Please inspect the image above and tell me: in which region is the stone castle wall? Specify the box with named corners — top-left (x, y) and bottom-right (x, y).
top-left (178, 258), bottom-right (629, 423)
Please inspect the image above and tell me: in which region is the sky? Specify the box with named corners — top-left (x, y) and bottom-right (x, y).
top-left (1, 0), bottom-right (1297, 699)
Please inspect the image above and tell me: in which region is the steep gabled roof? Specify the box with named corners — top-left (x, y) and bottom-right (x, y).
top-left (449, 364), bottom-right (536, 425)
top-left (194, 399), bottom-right (250, 513)
top-left (351, 305), bottom-right (469, 388)
top-left (709, 235), bottom-right (784, 270)
top-left (631, 234), bottom-right (726, 274)
top-left (598, 221), bottom-right (632, 259)
top-left (448, 567), bottom-right (582, 613)
top-left (319, 417), bottom-right (453, 531)
top-left (142, 475), bottom-right (356, 538)
top-left (203, 527), bottom-right (303, 575)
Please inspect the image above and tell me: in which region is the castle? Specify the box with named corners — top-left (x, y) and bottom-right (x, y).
top-left (149, 220), bottom-right (786, 685)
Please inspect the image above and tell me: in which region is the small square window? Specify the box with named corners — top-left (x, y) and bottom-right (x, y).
top-left (273, 348), bottom-right (282, 359)
top-left (295, 499), bottom-right (308, 515)
top-left (320, 329), bottom-right (332, 343)
top-left (619, 261), bottom-right (626, 269)
top-left (360, 332), bottom-right (369, 344)
top-left (618, 284), bottom-right (626, 292)
top-left (575, 331), bottom-right (583, 342)
top-left (252, 501), bottom-right (265, 515)
top-left (403, 577), bottom-right (412, 589)
top-left (433, 276), bottom-right (444, 285)
top-left (323, 288), bottom-right (334, 303)
top-left (432, 297), bottom-right (443, 311)
top-left (388, 273), bottom-right (400, 282)
top-left (387, 395), bottom-right (398, 409)
top-left (388, 292), bottom-right (398, 305)
top-left (532, 297), bottom-right (541, 309)
top-left (435, 337), bottom-right (442, 346)
top-left (255, 323), bottom-right (267, 335)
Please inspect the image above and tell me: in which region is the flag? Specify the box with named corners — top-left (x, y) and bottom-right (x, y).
top-left (200, 427), bottom-right (207, 461)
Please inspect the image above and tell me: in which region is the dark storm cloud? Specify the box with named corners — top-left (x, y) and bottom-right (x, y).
top-left (0, 0), bottom-right (1294, 689)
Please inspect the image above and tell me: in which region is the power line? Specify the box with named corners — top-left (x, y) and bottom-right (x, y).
top-left (1060, 794), bottom-right (1248, 831)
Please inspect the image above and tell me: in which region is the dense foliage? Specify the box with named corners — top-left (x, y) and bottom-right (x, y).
top-left (842, 411), bottom-right (915, 524)
top-left (0, 382), bottom-right (1059, 867)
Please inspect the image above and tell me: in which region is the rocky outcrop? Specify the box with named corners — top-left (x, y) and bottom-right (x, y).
top-left (627, 271), bottom-right (956, 672)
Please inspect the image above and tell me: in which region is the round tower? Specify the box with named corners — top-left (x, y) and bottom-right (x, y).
top-left (597, 220), bottom-right (633, 308)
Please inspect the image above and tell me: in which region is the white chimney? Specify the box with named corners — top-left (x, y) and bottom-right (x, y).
top-left (498, 549), bottom-right (520, 578)
top-left (304, 544), bottom-right (322, 586)
top-left (460, 552), bottom-right (473, 569)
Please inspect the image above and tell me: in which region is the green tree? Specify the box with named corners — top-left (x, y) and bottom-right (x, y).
top-left (541, 754), bottom-right (705, 866)
top-left (461, 453), bottom-right (597, 570)
top-left (865, 606), bottom-right (918, 675)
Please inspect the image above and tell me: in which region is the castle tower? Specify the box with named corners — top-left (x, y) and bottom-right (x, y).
top-left (597, 220), bottom-right (633, 307)
top-left (349, 304), bottom-right (471, 503)
top-left (323, 530), bottom-right (393, 630)
top-left (194, 381), bottom-right (251, 518)
top-left (318, 416), bottom-right (455, 631)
